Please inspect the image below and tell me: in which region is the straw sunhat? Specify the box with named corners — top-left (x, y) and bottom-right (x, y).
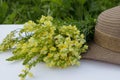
top-left (82, 6), bottom-right (120, 64)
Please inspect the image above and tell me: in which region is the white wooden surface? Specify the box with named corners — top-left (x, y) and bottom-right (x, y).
top-left (0, 25), bottom-right (120, 80)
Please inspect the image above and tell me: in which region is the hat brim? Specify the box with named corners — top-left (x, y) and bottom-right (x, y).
top-left (82, 42), bottom-right (120, 65)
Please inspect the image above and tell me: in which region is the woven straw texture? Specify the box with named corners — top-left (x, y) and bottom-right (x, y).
top-left (82, 6), bottom-right (120, 64)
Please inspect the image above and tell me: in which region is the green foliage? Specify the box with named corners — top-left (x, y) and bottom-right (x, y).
top-left (0, 0), bottom-right (119, 41)
top-left (0, 0), bottom-right (119, 23)
top-left (0, 16), bottom-right (88, 80)
top-left (0, 1), bottom-right (8, 23)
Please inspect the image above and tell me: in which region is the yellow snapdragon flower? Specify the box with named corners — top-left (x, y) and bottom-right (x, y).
top-left (50, 47), bottom-right (56, 51)
top-left (58, 44), bottom-right (67, 50)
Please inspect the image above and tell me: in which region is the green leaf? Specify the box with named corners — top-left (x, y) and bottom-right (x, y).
top-left (0, 2), bottom-right (8, 23)
top-left (79, 0), bottom-right (86, 5)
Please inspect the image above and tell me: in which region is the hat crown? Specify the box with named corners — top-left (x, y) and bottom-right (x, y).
top-left (96, 6), bottom-right (120, 38)
top-left (94, 6), bottom-right (120, 52)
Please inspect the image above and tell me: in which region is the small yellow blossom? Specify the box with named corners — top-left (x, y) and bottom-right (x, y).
top-left (44, 21), bottom-right (52, 26)
top-left (47, 16), bottom-right (53, 21)
top-left (40, 15), bottom-right (46, 23)
top-left (48, 53), bottom-right (53, 57)
top-left (58, 44), bottom-right (67, 50)
top-left (83, 45), bottom-right (88, 49)
top-left (25, 65), bottom-right (29, 69)
top-left (23, 20), bottom-right (36, 32)
top-left (81, 34), bottom-right (85, 39)
top-left (28, 72), bottom-right (33, 77)
top-left (20, 77), bottom-right (25, 80)
top-left (31, 48), bottom-right (39, 52)
top-left (50, 47), bottom-right (56, 51)
top-left (41, 46), bottom-right (47, 51)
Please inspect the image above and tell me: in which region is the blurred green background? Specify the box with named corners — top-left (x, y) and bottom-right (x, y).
top-left (0, 0), bottom-right (120, 24)
top-left (0, 0), bottom-right (120, 41)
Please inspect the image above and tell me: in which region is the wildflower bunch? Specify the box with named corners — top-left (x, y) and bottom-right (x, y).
top-left (0, 16), bottom-right (88, 80)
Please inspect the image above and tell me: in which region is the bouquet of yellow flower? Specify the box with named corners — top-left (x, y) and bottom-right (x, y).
top-left (0, 16), bottom-right (88, 80)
